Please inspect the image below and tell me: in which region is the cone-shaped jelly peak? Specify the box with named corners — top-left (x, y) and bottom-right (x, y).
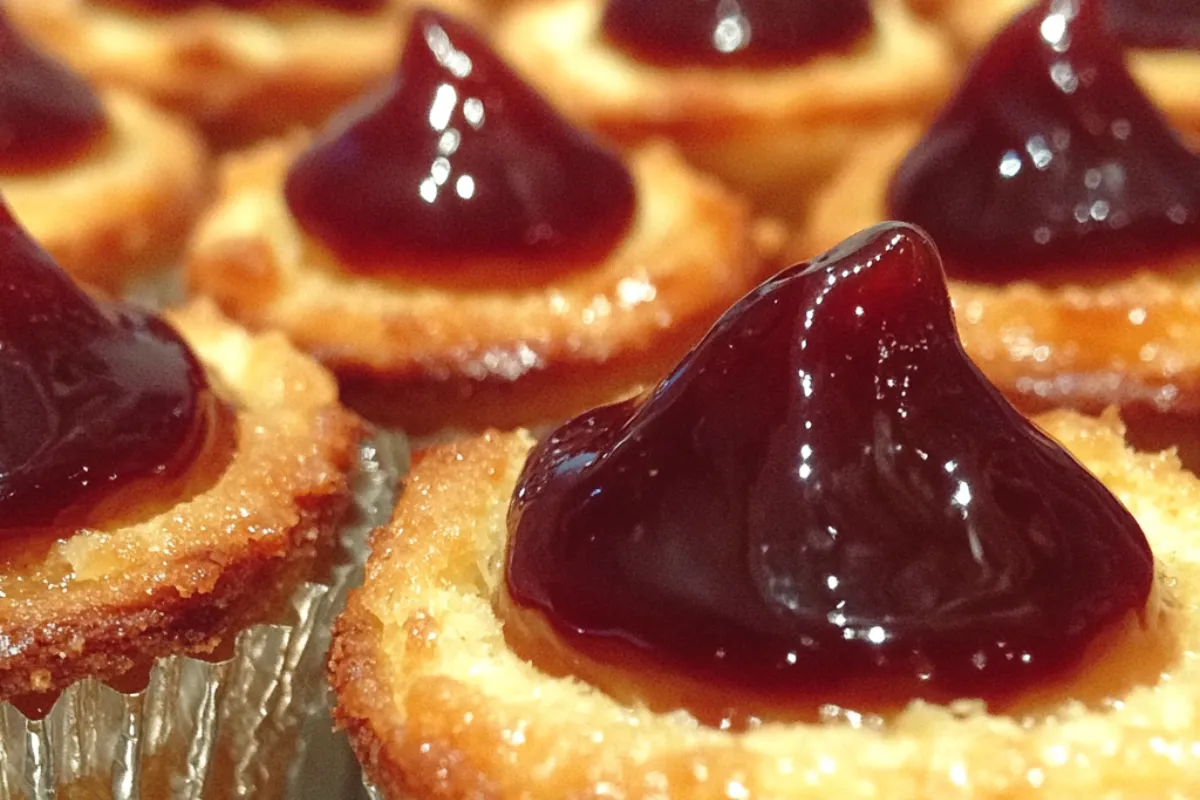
top-left (0, 10), bottom-right (106, 173)
top-left (285, 10), bottom-right (636, 273)
top-left (887, 0), bottom-right (1200, 281)
top-left (1104, 0), bottom-right (1200, 49)
top-left (601, 0), bottom-right (873, 68)
top-left (0, 202), bottom-right (220, 530)
top-left (507, 222), bottom-right (1153, 710)
top-left (103, 0), bottom-right (383, 12)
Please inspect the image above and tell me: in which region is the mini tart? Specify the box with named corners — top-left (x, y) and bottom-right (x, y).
top-left (331, 413), bottom-right (1198, 799)
top-left (803, 128), bottom-right (1200, 416)
top-left (5, 88), bottom-right (207, 293)
top-left (186, 135), bottom-right (777, 435)
top-left (5, 0), bottom-right (488, 148)
top-left (0, 299), bottom-right (362, 700)
top-left (908, 0), bottom-right (1200, 142)
top-left (493, 0), bottom-right (957, 218)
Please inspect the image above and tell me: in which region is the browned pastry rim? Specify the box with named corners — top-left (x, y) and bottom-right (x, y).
top-left (330, 417), bottom-right (1200, 798)
top-left (493, 0), bottom-right (958, 216)
top-left (0, 299), bottom-right (363, 700)
top-left (802, 127), bottom-right (1200, 417)
top-left (3, 89), bottom-right (208, 293)
top-left (5, 0), bottom-right (489, 147)
top-left (186, 135), bottom-right (780, 434)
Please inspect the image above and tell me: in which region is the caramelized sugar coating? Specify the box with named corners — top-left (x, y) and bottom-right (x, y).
top-left (5, 0), bottom-right (489, 148)
top-left (331, 416), bottom-right (1199, 799)
top-left (0, 300), bottom-right (362, 700)
top-left (908, 0), bottom-right (1200, 142)
top-left (804, 129), bottom-right (1200, 415)
top-left (4, 89), bottom-right (207, 292)
top-left (493, 0), bottom-right (956, 218)
top-left (186, 136), bottom-right (777, 435)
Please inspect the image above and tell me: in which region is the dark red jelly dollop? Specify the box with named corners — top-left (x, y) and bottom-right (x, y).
top-left (0, 10), bottom-right (107, 173)
top-left (601, 0), bottom-right (874, 68)
top-left (887, 0), bottom-right (1200, 282)
top-left (506, 222), bottom-right (1153, 716)
top-left (1105, 0), bottom-right (1200, 49)
top-left (0, 201), bottom-right (224, 530)
top-left (285, 9), bottom-right (636, 273)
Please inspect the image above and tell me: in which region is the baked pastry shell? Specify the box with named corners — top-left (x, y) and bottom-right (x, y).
top-left (0, 300), bottom-right (399, 798)
top-left (330, 415), bottom-right (1198, 798)
top-left (6, 0), bottom-right (488, 148)
top-left (5, 89), bottom-right (208, 293)
top-left (186, 135), bottom-right (780, 435)
top-left (802, 127), bottom-right (1200, 417)
top-left (493, 0), bottom-right (957, 217)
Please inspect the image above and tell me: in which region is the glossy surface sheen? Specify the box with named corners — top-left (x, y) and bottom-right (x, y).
top-left (285, 10), bottom-right (635, 272)
top-left (601, 0), bottom-right (873, 67)
top-left (1105, 0), bottom-right (1200, 49)
top-left (507, 223), bottom-right (1153, 710)
top-left (0, 11), bottom-right (106, 172)
top-left (887, 0), bottom-right (1200, 281)
top-left (101, 0), bottom-right (384, 12)
top-left (0, 204), bottom-right (218, 530)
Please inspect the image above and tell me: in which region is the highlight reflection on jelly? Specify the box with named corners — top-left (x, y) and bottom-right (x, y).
top-left (888, 0), bottom-right (1200, 278)
top-left (283, 9), bottom-right (635, 269)
top-left (506, 223), bottom-right (1153, 717)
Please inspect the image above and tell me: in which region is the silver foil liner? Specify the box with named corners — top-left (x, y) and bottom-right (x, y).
top-left (0, 434), bottom-right (404, 800)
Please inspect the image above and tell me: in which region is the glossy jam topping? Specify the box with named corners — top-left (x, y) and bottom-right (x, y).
top-left (0, 11), bottom-right (107, 173)
top-left (601, 0), bottom-right (874, 67)
top-left (1105, 0), bottom-right (1200, 49)
top-left (285, 10), bottom-right (636, 273)
top-left (506, 222), bottom-right (1154, 716)
top-left (887, 0), bottom-right (1200, 282)
top-left (0, 203), bottom-right (225, 530)
top-left (100, 0), bottom-right (384, 13)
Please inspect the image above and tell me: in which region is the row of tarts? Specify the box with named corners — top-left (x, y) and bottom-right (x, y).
top-left (0, 0), bottom-right (1199, 797)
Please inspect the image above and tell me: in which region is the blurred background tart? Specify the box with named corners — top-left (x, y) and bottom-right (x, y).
top-left (803, 0), bottom-right (1200, 457)
top-left (0, 9), bottom-right (206, 292)
top-left (492, 0), bottom-right (958, 220)
top-left (6, 0), bottom-right (491, 148)
top-left (908, 0), bottom-right (1200, 142)
top-left (186, 9), bottom-right (781, 435)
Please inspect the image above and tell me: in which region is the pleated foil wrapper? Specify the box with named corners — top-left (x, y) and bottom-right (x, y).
top-left (0, 433), bottom-right (406, 800)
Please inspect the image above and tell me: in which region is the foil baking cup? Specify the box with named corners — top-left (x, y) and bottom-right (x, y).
top-left (0, 433), bottom-right (404, 800)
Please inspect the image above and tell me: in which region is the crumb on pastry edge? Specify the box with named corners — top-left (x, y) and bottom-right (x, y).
top-left (331, 413), bottom-right (1200, 799)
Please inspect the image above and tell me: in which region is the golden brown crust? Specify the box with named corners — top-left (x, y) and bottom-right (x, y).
top-left (494, 0), bottom-right (957, 217)
top-left (6, 0), bottom-right (489, 148)
top-left (331, 418), bottom-right (1200, 798)
top-left (907, 0), bottom-right (1200, 142)
top-left (802, 127), bottom-right (1200, 416)
top-left (2, 90), bottom-right (208, 293)
top-left (0, 300), bottom-right (363, 700)
top-left (186, 135), bottom-right (778, 434)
